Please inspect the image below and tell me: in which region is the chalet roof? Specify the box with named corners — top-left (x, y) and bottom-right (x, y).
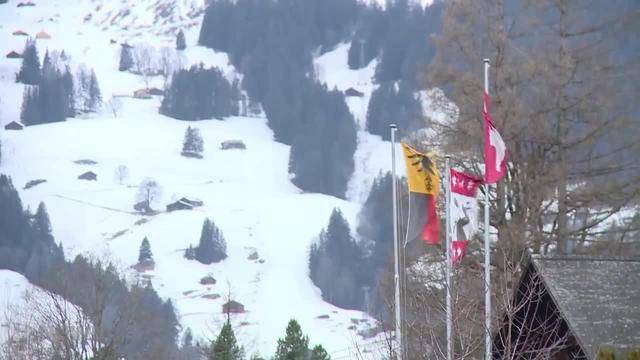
top-left (36, 30), bottom-right (51, 39)
top-left (6, 51), bottom-right (22, 58)
top-left (531, 255), bottom-right (640, 358)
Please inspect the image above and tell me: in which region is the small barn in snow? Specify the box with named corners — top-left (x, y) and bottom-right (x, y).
top-left (220, 140), bottom-right (246, 150)
top-left (222, 300), bottom-right (245, 314)
top-left (78, 171), bottom-right (97, 181)
top-left (35, 30), bottom-right (51, 39)
top-left (166, 200), bottom-right (193, 212)
top-left (344, 87), bottom-right (364, 97)
top-left (6, 51), bottom-right (22, 59)
top-left (4, 121), bottom-right (24, 130)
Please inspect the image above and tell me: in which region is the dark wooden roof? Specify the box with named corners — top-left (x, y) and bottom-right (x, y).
top-left (531, 255), bottom-right (640, 358)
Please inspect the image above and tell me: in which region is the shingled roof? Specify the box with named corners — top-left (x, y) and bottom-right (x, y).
top-left (531, 255), bottom-right (640, 358)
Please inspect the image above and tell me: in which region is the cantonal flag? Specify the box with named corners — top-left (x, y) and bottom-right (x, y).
top-left (450, 169), bottom-right (482, 264)
top-left (402, 143), bottom-right (440, 245)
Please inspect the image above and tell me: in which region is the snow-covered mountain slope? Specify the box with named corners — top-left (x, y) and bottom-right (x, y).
top-left (0, 0), bottom-right (398, 357)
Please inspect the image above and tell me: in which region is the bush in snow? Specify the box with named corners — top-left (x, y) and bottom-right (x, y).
top-left (176, 29), bottom-right (186, 51)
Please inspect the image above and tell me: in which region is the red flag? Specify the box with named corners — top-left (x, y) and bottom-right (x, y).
top-left (450, 169), bottom-right (482, 264)
top-left (483, 92), bottom-right (507, 183)
top-left (423, 195), bottom-right (439, 245)
top-left (452, 240), bottom-right (469, 265)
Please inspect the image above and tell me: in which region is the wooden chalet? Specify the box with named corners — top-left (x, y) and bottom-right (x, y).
top-left (166, 200), bottom-right (193, 212)
top-left (493, 255), bottom-right (640, 359)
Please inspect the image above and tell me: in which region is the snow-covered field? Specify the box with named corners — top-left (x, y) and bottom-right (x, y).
top-left (0, 0), bottom-right (402, 357)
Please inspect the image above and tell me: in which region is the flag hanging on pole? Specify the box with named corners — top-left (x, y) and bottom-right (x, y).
top-left (483, 92), bottom-right (507, 183)
top-left (402, 143), bottom-right (440, 245)
top-left (449, 169), bottom-right (482, 264)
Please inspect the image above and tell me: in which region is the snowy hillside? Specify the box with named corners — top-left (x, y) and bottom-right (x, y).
top-left (0, 0), bottom-right (411, 357)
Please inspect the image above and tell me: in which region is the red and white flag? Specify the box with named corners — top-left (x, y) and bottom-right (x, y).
top-left (483, 92), bottom-right (507, 183)
top-left (450, 169), bottom-right (482, 264)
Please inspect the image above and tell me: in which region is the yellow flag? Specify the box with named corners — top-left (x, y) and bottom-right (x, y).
top-left (402, 143), bottom-right (440, 195)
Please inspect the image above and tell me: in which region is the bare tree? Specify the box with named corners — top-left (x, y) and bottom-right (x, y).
top-left (427, 0), bottom-right (640, 258)
top-left (131, 44), bottom-right (159, 89)
top-left (1, 288), bottom-right (94, 360)
top-left (158, 47), bottom-right (177, 88)
top-left (114, 165), bottom-right (129, 185)
top-left (135, 177), bottom-right (162, 210)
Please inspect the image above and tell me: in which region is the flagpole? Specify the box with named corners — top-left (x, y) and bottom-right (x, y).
top-left (483, 58), bottom-right (492, 360)
top-left (445, 156), bottom-right (452, 360)
top-left (390, 124), bottom-right (403, 360)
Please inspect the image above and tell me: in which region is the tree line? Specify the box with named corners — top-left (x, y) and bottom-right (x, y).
top-left (17, 39), bottom-right (102, 126)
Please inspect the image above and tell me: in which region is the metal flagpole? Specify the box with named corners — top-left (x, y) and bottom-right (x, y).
top-left (390, 124), bottom-right (403, 360)
top-left (483, 58), bottom-right (492, 360)
top-left (445, 156), bottom-right (452, 360)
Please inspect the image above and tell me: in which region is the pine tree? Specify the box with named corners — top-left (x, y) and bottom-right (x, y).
top-left (274, 319), bottom-right (309, 360)
top-left (32, 202), bottom-right (52, 243)
top-left (184, 245), bottom-right (196, 260)
top-left (309, 345), bottom-right (330, 360)
top-left (88, 70), bottom-right (102, 112)
top-left (176, 29), bottom-right (187, 51)
top-left (209, 321), bottom-right (244, 360)
top-left (181, 126), bottom-right (204, 158)
top-left (138, 236), bottom-right (153, 265)
top-left (62, 67), bottom-right (75, 117)
top-left (119, 44), bottom-right (134, 71)
top-left (195, 218), bottom-right (227, 264)
top-left (16, 39), bottom-right (41, 85)
top-left (20, 86), bottom-right (41, 126)
top-left (308, 209), bottom-right (365, 309)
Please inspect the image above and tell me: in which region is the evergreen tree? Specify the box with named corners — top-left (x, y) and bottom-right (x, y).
top-left (366, 81), bottom-right (421, 141)
top-left (181, 126), bottom-right (204, 158)
top-left (209, 321), bottom-right (244, 360)
top-left (309, 345), bottom-right (330, 360)
top-left (32, 202), bottom-right (53, 244)
top-left (287, 83), bottom-right (357, 199)
top-left (160, 65), bottom-right (240, 120)
top-left (195, 218), bottom-right (227, 264)
top-left (138, 236), bottom-right (153, 264)
top-left (16, 38), bottom-right (41, 85)
top-left (119, 44), bottom-right (134, 71)
top-left (62, 67), bottom-right (75, 117)
top-left (20, 86), bottom-right (41, 126)
top-left (176, 29), bottom-right (187, 50)
top-left (88, 69), bottom-right (102, 112)
top-left (274, 320), bottom-right (309, 360)
top-left (309, 209), bottom-right (365, 309)
top-left (184, 245), bottom-right (196, 260)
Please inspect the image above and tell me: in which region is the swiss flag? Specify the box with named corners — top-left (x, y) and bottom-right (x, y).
top-left (483, 92), bottom-right (507, 183)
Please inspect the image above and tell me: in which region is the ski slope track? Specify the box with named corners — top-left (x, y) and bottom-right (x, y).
top-left (0, 0), bottom-right (409, 357)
